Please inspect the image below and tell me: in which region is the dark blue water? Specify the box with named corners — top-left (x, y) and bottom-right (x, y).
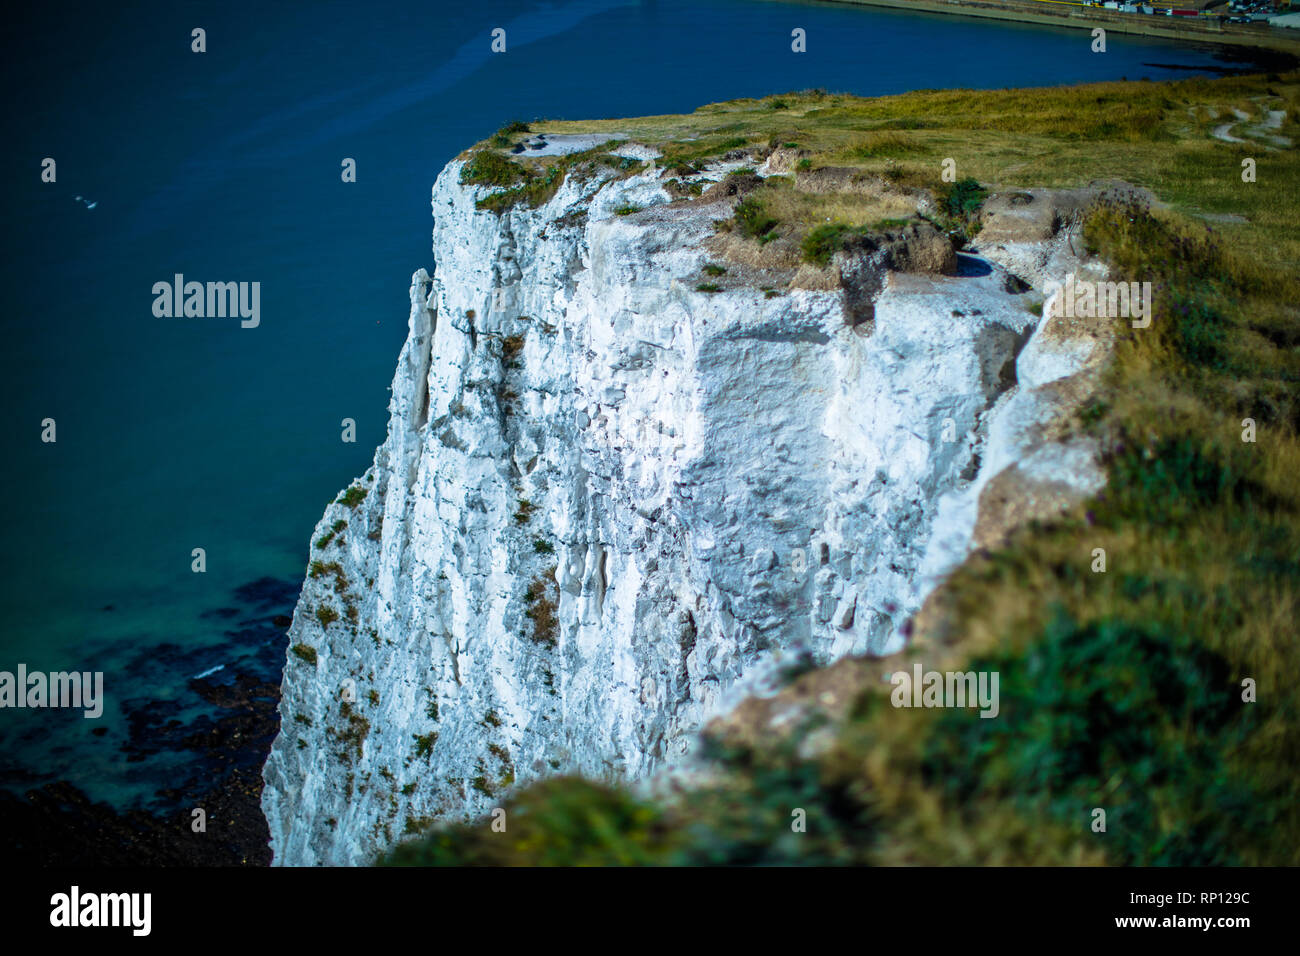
top-left (0, 0), bottom-right (1271, 808)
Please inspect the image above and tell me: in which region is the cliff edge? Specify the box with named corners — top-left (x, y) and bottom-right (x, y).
top-left (262, 133), bottom-right (1113, 865)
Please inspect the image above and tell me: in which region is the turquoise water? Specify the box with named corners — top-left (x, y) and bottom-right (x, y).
top-left (0, 0), bottom-right (1273, 808)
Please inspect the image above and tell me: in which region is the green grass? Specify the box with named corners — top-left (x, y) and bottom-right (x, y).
top-left (383, 779), bottom-right (679, 866)
top-left (731, 197), bottom-right (778, 240)
top-left (800, 222), bottom-right (869, 266)
top-left (530, 73), bottom-right (1300, 269)
top-left (488, 120), bottom-right (530, 148)
top-left (290, 643), bottom-right (317, 666)
top-left (336, 485), bottom-right (367, 508)
top-left (461, 140), bottom-right (639, 214)
top-left (459, 149), bottom-right (526, 188)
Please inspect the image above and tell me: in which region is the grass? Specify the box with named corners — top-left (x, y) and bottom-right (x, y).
top-left (731, 197), bottom-right (778, 241)
top-left (526, 74), bottom-right (1300, 269)
top-left (514, 498), bottom-right (536, 525)
top-left (488, 120), bottom-right (530, 148)
top-left (332, 701), bottom-right (370, 764)
top-left (336, 485), bottom-right (367, 508)
top-left (308, 560), bottom-right (348, 595)
top-left (800, 222), bottom-right (870, 266)
top-left (290, 643), bottom-right (317, 666)
top-left (461, 140), bottom-right (640, 214)
top-left (386, 71), bottom-right (1300, 866)
top-left (383, 779), bottom-right (679, 866)
top-left (459, 149), bottom-right (526, 188)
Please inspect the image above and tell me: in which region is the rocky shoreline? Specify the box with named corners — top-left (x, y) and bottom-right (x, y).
top-left (0, 580), bottom-right (293, 867)
top-left (822, 0), bottom-right (1300, 56)
top-left (0, 670), bottom-right (278, 866)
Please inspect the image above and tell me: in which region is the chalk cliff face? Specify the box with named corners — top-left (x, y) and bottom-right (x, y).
top-left (261, 143), bottom-right (1108, 865)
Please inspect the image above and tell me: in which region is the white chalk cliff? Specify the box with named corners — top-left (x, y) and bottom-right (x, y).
top-left (261, 141), bottom-right (1110, 865)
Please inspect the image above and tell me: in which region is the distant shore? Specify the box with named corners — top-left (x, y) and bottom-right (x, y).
top-left (819, 0), bottom-right (1300, 55)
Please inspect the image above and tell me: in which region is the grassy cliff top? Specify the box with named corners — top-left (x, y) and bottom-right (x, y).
top-left (478, 72), bottom-right (1299, 270)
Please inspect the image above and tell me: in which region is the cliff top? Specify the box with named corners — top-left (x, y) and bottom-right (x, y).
top-left (465, 72), bottom-right (1298, 272)
top-left (381, 72), bottom-right (1300, 866)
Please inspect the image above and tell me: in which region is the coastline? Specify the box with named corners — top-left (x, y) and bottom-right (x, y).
top-left (815, 0), bottom-right (1300, 55)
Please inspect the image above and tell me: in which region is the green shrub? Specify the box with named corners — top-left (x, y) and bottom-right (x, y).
top-left (382, 779), bottom-right (678, 866)
top-left (943, 177), bottom-right (989, 220)
top-left (1101, 436), bottom-right (1256, 528)
top-left (460, 149), bottom-right (526, 187)
top-left (337, 485), bottom-right (367, 508)
top-left (1172, 293), bottom-right (1229, 371)
top-left (800, 222), bottom-right (867, 266)
top-left (489, 120), bottom-right (530, 147)
top-left (290, 643), bottom-right (318, 665)
top-left (922, 612), bottom-right (1259, 865)
top-left (733, 197), bottom-right (778, 241)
